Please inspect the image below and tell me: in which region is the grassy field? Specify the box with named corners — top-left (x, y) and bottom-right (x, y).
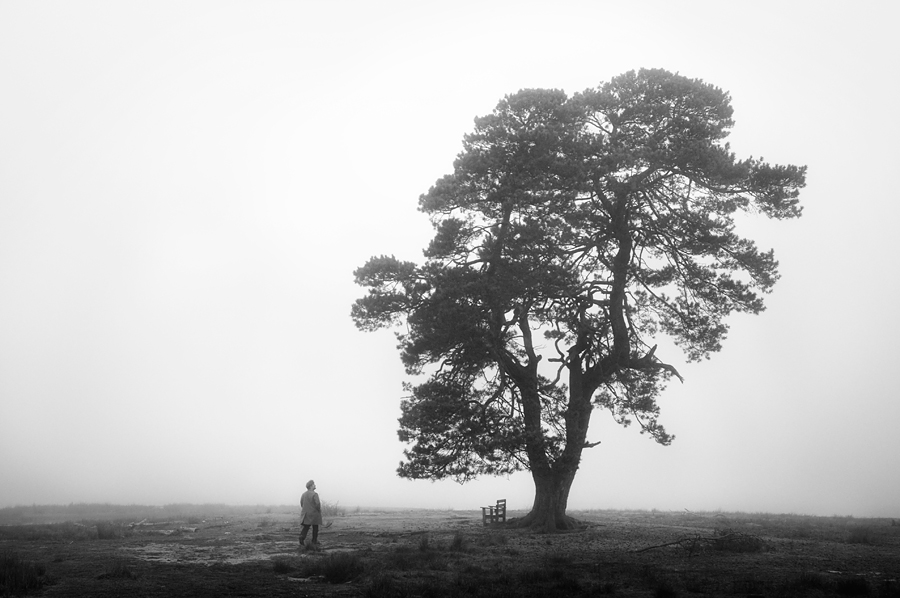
top-left (1, 504), bottom-right (898, 597)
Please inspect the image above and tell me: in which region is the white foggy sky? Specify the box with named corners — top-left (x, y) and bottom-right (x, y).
top-left (1, 1), bottom-right (898, 517)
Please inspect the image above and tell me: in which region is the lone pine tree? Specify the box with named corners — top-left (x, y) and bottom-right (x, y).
top-left (352, 69), bottom-right (806, 531)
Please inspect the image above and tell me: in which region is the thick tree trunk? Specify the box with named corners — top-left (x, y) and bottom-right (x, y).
top-left (514, 467), bottom-right (579, 532)
top-left (507, 331), bottom-right (596, 533)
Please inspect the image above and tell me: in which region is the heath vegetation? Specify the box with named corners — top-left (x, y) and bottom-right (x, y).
top-left (1, 504), bottom-right (898, 597)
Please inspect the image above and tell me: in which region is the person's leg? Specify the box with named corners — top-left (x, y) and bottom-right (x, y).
top-left (312, 524), bottom-right (319, 543)
top-left (299, 524), bottom-right (309, 544)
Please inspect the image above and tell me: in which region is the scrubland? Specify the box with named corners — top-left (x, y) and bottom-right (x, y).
top-left (2, 504), bottom-right (899, 597)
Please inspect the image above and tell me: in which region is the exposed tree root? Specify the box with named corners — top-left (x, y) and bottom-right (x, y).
top-left (507, 511), bottom-right (582, 533)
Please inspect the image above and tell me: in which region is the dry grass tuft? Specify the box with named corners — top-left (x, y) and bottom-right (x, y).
top-left (449, 531), bottom-right (469, 552)
top-left (299, 552), bottom-right (365, 584)
top-left (321, 501), bottom-right (345, 518)
top-left (97, 559), bottom-right (137, 580)
top-left (96, 521), bottom-right (128, 540)
top-left (1, 551), bottom-right (46, 595)
top-left (270, 556), bottom-right (295, 574)
top-left (846, 525), bottom-right (876, 545)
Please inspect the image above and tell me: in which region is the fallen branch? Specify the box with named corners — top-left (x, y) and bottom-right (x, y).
top-left (634, 530), bottom-right (765, 556)
top-left (633, 538), bottom-right (689, 553)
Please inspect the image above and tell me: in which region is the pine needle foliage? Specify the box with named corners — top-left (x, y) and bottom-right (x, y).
top-left (353, 69), bottom-right (806, 529)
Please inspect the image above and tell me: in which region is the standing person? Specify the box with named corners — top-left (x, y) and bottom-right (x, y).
top-left (299, 479), bottom-right (322, 548)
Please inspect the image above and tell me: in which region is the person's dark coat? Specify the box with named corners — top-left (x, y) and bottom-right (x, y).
top-left (300, 490), bottom-right (323, 525)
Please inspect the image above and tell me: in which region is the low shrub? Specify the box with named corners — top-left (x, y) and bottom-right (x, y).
top-left (449, 531), bottom-right (468, 552)
top-left (790, 571), bottom-right (827, 591)
top-left (509, 565), bottom-right (586, 597)
top-left (654, 581), bottom-right (678, 598)
top-left (323, 552), bottom-right (365, 583)
top-left (271, 556), bottom-right (294, 574)
top-left (365, 573), bottom-right (411, 598)
top-left (96, 521), bottom-right (126, 540)
top-left (548, 553), bottom-right (574, 567)
top-left (836, 576), bottom-right (870, 596)
top-left (479, 531), bottom-right (509, 546)
top-left (595, 581), bottom-right (617, 595)
top-left (384, 545), bottom-right (448, 572)
top-left (1, 551), bottom-right (46, 595)
top-left (712, 528), bottom-right (765, 553)
top-left (301, 552), bottom-right (364, 584)
top-left (846, 526), bottom-right (875, 545)
top-left (520, 566), bottom-right (566, 585)
top-left (0, 522), bottom-right (95, 542)
top-left (97, 559), bottom-right (137, 580)
top-left (321, 501), bottom-right (345, 518)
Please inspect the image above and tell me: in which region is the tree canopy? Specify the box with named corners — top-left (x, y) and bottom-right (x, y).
top-left (352, 69), bottom-right (806, 530)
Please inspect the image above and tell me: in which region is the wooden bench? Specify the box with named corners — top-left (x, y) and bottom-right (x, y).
top-left (481, 499), bottom-right (506, 526)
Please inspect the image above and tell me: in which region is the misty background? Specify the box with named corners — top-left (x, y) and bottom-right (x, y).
top-left (1, 1), bottom-right (898, 517)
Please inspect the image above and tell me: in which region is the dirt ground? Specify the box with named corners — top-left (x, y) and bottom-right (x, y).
top-left (2, 506), bottom-right (899, 597)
